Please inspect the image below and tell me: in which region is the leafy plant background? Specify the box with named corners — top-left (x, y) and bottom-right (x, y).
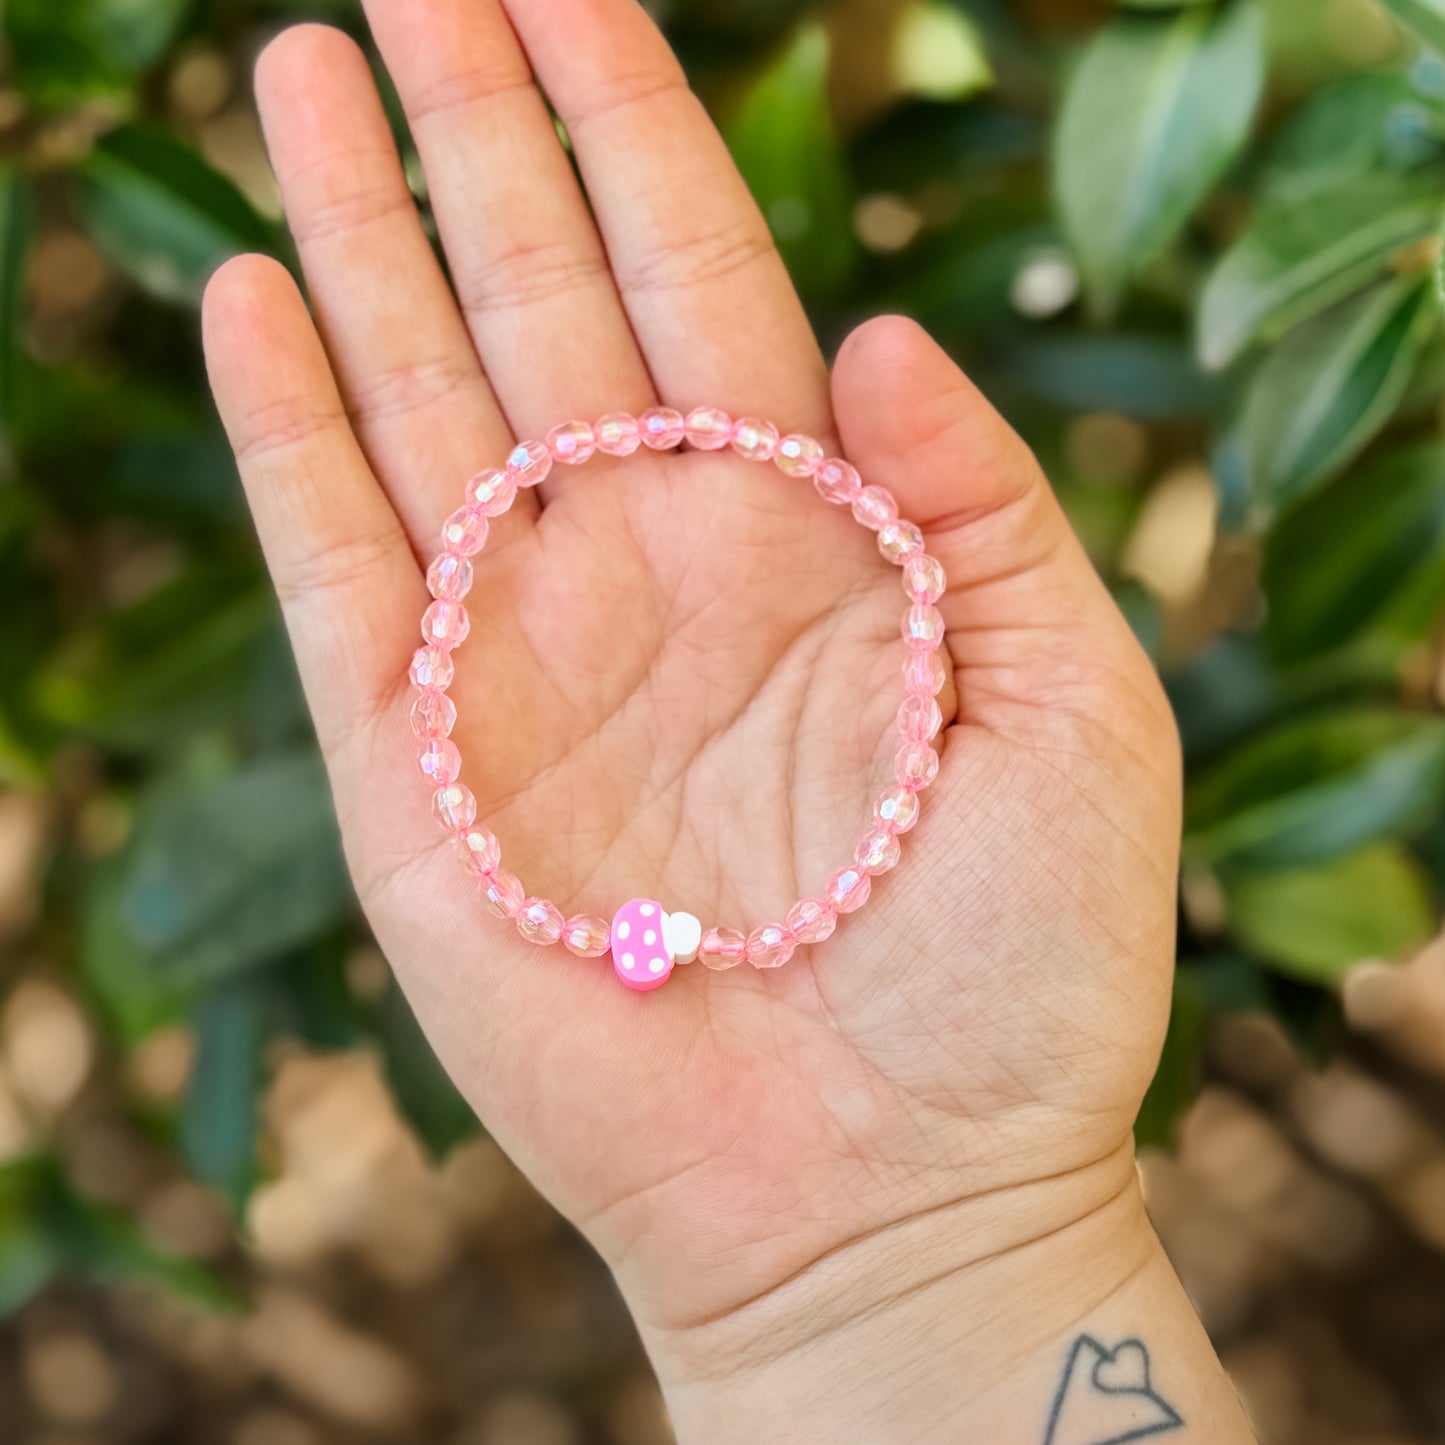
top-left (3, 0), bottom-right (1445, 1440)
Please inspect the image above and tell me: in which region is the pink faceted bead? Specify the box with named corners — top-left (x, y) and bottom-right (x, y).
top-left (455, 825), bottom-right (501, 875)
top-left (825, 865), bottom-right (872, 915)
top-left (731, 416), bottom-right (780, 462)
top-left (852, 485), bottom-right (899, 531)
top-left (517, 897), bottom-right (565, 946)
top-left (903, 553), bottom-right (946, 605)
top-left (422, 599), bottom-right (470, 648)
top-left (896, 741), bottom-right (940, 790)
top-left (684, 405), bottom-right (731, 450)
top-left (432, 781), bottom-right (476, 831)
top-left (409, 645), bottom-right (454, 691)
top-left (775, 434), bottom-right (823, 478)
top-left (903, 603), bottom-right (945, 651)
top-left (903, 649), bottom-right (947, 697)
top-left (469, 468), bottom-right (517, 516)
top-left (595, 412), bottom-right (641, 456)
top-left (639, 406), bottom-right (686, 450)
top-left (427, 552), bottom-right (474, 601)
top-left (874, 785), bottom-right (921, 835)
top-left (898, 694), bottom-right (943, 742)
top-left (814, 457), bottom-right (862, 504)
top-left (417, 738), bottom-right (461, 785)
top-left (506, 439), bottom-right (552, 487)
top-left (480, 869), bottom-right (525, 918)
top-left (856, 828), bottom-right (901, 875)
top-left (441, 506), bottom-right (489, 557)
top-left (563, 914), bottom-right (611, 957)
top-left (878, 519), bottom-right (925, 565)
top-left (746, 923), bottom-right (795, 970)
top-left (785, 897), bottom-right (836, 945)
top-left (410, 690), bottom-right (457, 739)
top-left (698, 926), bottom-right (747, 971)
top-left (547, 419), bottom-right (596, 465)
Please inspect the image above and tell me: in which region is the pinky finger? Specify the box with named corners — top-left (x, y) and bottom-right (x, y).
top-left (203, 254), bottom-right (426, 760)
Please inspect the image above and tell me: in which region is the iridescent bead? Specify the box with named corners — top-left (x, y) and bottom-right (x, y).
top-left (684, 405), bottom-right (731, 450)
top-left (547, 419), bottom-right (596, 465)
top-left (898, 694), bottom-right (943, 742)
top-left (409, 645), bottom-right (454, 690)
top-left (469, 468), bottom-right (516, 516)
top-left (903, 603), bottom-right (945, 651)
top-left (775, 434), bottom-right (823, 478)
top-left (785, 897), bottom-right (836, 945)
top-left (852, 485), bottom-right (899, 531)
top-left (730, 416), bottom-right (780, 462)
top-left (903, 649), bottom-right (947, 697)
top-left (506, 439), bottom-right (552, 487)
top-left (595, 412), bottom-right (641, 456)
top-left (698, 926), bottom-right (747, 971)
top-left (877, 519), bottom-right (925, 565)
top-left (814, 458), bottom-right (861, 504)
top-left (903, 553), bottom-right (946, 605)
top-left (825, 865), bottom-right (872, 914)
top-left (563, 914), bottom-right (611, 957)
top-left (417, 738), bottom-right (461, 785)
top-left (896, 741), bottom-right (940, 790)
top-left (516, 897), bottom-right (564, 945)
top-left (432, 781), bottom-right (476, 831)
top-left (639, 406), bottom-right (686, 450)
top-left (441, 506), bottom-right (489, 557)
top-left (874, 785), bottom-right (921, 835)
top-left (856, 828), bottom-right (901, 875)
top-left (746, 923), bottom-right (795, 969)
top-left (455, 825), bottom-right (501, 875)
top-left (480, 869), bottom-right (525, 919)
top-left (422, 599), bottom-right (470, 648)
top-left (410, 690), bottom-right (457, 739)
top-left (427, 552), bottom-right (474, 601)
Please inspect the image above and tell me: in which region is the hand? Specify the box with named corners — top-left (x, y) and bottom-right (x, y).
top-left (203, 3), bottom-right (1251, 1440)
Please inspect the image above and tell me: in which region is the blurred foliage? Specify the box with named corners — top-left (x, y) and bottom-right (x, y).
top-left (1, 0), bottom-right (1445, 1306)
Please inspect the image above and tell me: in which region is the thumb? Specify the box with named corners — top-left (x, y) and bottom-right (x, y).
top-left (832, 316), bottom-right (1137, 694)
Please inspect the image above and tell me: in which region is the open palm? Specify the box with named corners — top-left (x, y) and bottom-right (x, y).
top-left (204, 0), bottom-right (1182, 1386)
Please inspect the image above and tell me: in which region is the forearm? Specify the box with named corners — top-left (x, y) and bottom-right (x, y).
top-left (642, 1155), bottom-right (1255, 1445)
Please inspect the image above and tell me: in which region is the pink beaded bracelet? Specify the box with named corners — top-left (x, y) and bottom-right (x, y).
top-left (408, 406), bottom-right (947, 992)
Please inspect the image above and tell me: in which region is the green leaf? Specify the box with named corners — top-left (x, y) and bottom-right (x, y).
top-left (117, 750), bottom-right (353, 986)
top-left (1198, 174), bottom-right (1445, 370)
top-left (0, 168), bottom-right (32, 476)
top-left (1259, 74), bottom-right (1443, 205)
top-left (375, 980), bottom-right (475, 1160)
top-left (1134, 976), bottom-right (1207, 1150)
top-left (1054, 0), bottom-right (1265, 319)
top-left (1185, 708), bottom-right (1445, 867)
top-left (77, 126), bottom-right (276, 306)
top-left (1244, 272), bottom-right (1438, 509)
top-left (1264, 442), bottom-right (1445, 664)
top-left (182, 976), bottom-right (270, 1214)
top-left (1382, 0), bottom-right (1445, 54)
top-left (725, 23), bottom-right (857, 300)
top-left (36, 563), bottom-right (277, 750)
top-left (0, 1160), bottom-right (59, 1317)
top-left (1224, 843), bottom-right (1437, 981)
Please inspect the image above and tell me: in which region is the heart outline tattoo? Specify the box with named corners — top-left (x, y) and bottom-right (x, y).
top-left (1042, 1335), bottom-right (1184, 1445)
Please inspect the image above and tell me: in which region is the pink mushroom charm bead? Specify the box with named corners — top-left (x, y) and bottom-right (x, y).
top-left (410, 404), bottom-right (951, 993)
top-left (610, 899), bottom-right (695, 992)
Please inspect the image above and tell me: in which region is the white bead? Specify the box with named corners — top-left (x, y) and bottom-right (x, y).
top-left (662, 910), bottom-right (702, 965)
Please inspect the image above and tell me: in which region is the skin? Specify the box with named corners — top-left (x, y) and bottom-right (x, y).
top-left (203, 2), bottom-right (1258, 1439)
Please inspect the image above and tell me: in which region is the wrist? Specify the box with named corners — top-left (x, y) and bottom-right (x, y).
top-left (634, 1142), bottom-right (1255, 1445)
